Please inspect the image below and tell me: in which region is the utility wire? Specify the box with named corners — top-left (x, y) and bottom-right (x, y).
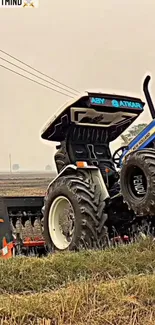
top-left (0, 49), bottom-right (80, 94)
top-left (0, 64), bottom-right (74, 97)
top-left (0, 56), bottom-right (77, 96)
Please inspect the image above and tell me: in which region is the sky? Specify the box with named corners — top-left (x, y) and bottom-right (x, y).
top-left (0, 0), bottom-right (155, 171)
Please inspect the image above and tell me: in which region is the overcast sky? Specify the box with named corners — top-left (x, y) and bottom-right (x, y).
top-left (0, 0), bottom-right (155, 171)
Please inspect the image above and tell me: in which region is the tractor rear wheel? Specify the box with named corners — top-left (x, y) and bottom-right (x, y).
top-left (43, 172), bottom-right (108, 251)
top-left (120, 149), bottom-right (155, 216)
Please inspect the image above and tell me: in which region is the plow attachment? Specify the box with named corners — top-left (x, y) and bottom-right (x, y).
top-left (0, 196), bottom-right (48, 258)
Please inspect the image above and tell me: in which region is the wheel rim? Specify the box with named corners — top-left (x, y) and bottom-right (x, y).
top-left (127, 166), bottom-right (147, 200)
top-left (48, 196), bottom-right (75, 250)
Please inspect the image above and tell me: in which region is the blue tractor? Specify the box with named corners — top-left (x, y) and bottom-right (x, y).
top-left (41, 75), bottom-right (155, 251)
top-left (117, 76), bottom-right (155, 217)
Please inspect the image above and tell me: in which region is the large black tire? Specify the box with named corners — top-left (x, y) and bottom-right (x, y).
top-left (43, 171), bottom-right (108, 251)
top-left (120, 149), bottom-right (155, 216)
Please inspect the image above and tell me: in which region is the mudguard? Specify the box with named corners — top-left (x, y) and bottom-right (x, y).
top-left (42, 164), bottom-right (110, 213)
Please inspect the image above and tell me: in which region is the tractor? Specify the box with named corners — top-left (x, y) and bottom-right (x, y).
top-left (1, 75), bottom-right (155, 258)
top-left (41, 75), bottom-right (155, 252)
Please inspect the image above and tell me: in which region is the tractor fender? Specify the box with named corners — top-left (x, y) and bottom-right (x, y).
top-left (42, 164), bottom-right (110, 213)
top-left (47, 164), bottom-right (78, 192)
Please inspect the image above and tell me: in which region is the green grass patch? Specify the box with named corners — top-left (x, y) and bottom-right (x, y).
top-left (0, 239), bottom-right (155, 294)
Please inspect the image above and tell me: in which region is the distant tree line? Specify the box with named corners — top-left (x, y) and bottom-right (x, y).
top-left (10, 164), bottom-right (53, 172)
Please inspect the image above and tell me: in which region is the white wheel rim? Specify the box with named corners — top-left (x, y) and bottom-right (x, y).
top-left (48, 196), bottom-right (75, 250)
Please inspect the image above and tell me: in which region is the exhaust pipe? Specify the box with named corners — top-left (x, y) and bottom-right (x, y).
top-left (143, 75), bottom-right (155, 119)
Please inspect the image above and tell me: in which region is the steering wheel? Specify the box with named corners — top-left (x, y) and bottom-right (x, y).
top-left (112, 146), bottom-right (128, 167)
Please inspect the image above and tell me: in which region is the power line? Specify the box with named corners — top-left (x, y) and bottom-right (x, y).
top-left (0, 64), bottom-right (74, 97)
top-left (0, 49), bottom-right (80, 94)
top-left (0, 56), bottom-right (77, 96)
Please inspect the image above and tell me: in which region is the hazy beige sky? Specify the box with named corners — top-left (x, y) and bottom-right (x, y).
top-left (0, 0), bottom-right (155, 171)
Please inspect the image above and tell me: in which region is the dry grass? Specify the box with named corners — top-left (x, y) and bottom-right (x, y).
top-left (0, 239), bottom-right (155, 324)
top-left (0, 274), bottom-right (155, 324)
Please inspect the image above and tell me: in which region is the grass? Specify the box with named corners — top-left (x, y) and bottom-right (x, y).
top-left (0, 239), bottom-right (155, 324)
top-left (0, 178), bottom-right (154, 323)
top-left (0, 275), bottom-right (155, 325)
top-left (0, 239), bottom-right (155, 294)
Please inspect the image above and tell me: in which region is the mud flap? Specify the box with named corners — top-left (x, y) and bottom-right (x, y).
top-left (0, 197), bottom-right (14, 259)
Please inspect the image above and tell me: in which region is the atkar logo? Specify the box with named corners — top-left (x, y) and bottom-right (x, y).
top-left (0, 0), bottom-right (39, 7)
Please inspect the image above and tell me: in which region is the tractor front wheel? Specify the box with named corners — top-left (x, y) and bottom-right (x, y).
top-left (120, 149), bottom-right (155, 216)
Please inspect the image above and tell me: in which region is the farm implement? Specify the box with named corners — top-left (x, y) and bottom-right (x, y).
top-left (0, 196), bottom-right (47, 257)
top-left (1, 75), bottom-right (155, 258)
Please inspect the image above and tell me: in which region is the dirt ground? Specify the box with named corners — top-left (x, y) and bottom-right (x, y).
top-left (0, 172), bottom-right (55, 196)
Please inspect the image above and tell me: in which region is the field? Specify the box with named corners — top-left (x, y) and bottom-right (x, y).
top-left (0, 173), bottom-right (155, 324)
top-left (0, 171), bottom-right (56, 196)
top-left (0, 239), bottom-right (155, 324)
